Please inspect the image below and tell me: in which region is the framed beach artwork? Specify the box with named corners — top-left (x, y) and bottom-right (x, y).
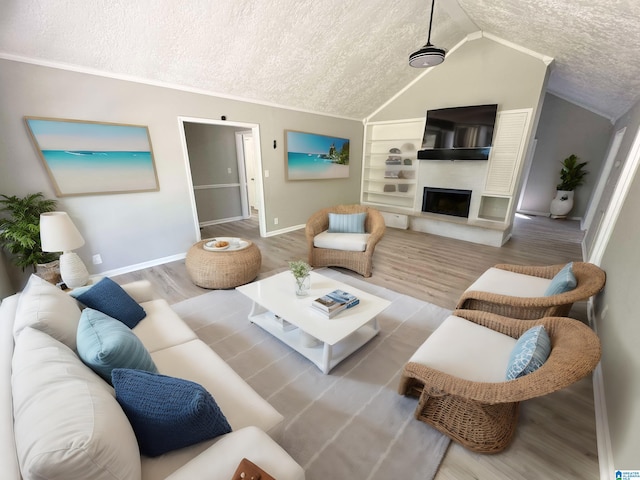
top-left (25, 117), bottom-right (159, 197)
top-left (285, 130), bottom-right (350, 180)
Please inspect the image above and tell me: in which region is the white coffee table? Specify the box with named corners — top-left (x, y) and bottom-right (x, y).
top-left (236, 271), bottom-right (391, 374)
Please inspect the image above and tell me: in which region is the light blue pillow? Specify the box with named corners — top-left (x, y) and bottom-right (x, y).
top-left (77, 308), bottom-right (158, 383)
top-left (506, 325), bottom-right (551, 380)
top-left (328, 212), bottom-right (366, 233)
top-left (544, 262), bottom-right (577, 296)
top-left (112, 368), bottom-right (232, 457)
top-left (72, 277), bottom-right (146, 328)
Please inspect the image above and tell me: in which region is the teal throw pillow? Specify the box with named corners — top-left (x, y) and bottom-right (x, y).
top-left (328, 212), bottom-right (366, 233)
top-left (77, 308), bottom-right (158, 383)
top-left (73, 277), bottom-right (146, 328)
top-left (111, 368), bottom-right (232, 457)
top-left (544, 262), bottom-right (577, 296)
top-left (506, 325), bottom-right (551, 380)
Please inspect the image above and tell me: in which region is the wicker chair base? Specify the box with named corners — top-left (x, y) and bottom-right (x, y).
top-left (309, 249), bottom-right (373, 278)
top-left (399, 376), bottom-right (518, 453)
top-left (185, 240), bottom-right (261, 289)
top-left (416, 389), bottom-right (519, 454)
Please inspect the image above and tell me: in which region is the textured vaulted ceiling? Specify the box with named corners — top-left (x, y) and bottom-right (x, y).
top-left (0, 0), bottom-right (638, 121)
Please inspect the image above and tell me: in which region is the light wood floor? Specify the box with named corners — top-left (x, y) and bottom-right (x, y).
top-left (113, 213), bottom-right (598, 480)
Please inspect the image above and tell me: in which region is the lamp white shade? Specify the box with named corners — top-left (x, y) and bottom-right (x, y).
top-left (40, 212), bottom-right (85, 252)
top-left (40, 211), bottom-right (89, 288)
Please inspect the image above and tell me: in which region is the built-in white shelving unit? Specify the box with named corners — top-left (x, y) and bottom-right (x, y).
top-left (361, 119), bottom-right (423, 210)
top-left (361, 109), bottom-right (533, 247)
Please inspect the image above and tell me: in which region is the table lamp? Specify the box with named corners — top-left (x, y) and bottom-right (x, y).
top-left (40, 212), bottom-right (89, 288)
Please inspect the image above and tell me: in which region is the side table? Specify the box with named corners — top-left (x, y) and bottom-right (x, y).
top-left (185, 238), bottom-right (261, 289)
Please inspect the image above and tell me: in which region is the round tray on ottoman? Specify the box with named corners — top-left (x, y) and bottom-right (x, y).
top-left (185, 238), bottom-right (261, 289)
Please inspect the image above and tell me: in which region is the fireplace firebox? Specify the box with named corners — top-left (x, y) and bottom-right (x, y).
top-left (422, 187), bottom-right (472, 218)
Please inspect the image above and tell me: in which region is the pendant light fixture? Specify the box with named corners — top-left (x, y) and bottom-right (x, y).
top-left (409, 0), bottom-right (446, 68)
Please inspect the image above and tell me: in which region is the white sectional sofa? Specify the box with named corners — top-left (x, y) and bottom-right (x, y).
top-left (0, 275), bottom-right (304, 480)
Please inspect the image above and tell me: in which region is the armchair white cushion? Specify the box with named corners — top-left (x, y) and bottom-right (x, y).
top-left (464, 267), bottom-right (551, 298)
top-left (409, 315), bottom-right (516, 383)
top-left (313, 231), bottom-right (370, 252)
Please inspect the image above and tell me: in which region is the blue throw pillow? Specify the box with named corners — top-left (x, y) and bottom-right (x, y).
top-left (111, 368), bottom-right (232, 457)
top-left (506, 325), bottom-right (551, 380)
top-left (544, 262), bottom-right (577, 296)
top-left (77, 308), bottom-right (158, 383)
top-left (73, 277), bottom-right (146, 328)
top-left (328, 212), bottom-right (366, 233)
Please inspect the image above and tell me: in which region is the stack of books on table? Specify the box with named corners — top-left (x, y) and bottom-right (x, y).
top-left (311, 289), bottom-right (359, 318)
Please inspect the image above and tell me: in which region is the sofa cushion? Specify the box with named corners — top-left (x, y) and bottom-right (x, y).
top-left (12, 327), bottom-right (141, 480)
top-left (313, 231), bottom-right (370, 252)
top-left (14, 274), bottom-right (82, 350)
top-left (544, 262), bottom-right (577, 296)
top-left (73, 277), bottom-right (146, 328)
top-left (465, 267), bottom-right (551, 298)
top-left (506, 325), bottom-right (551, 380)
top-left (328, 212), bottom-right (366, 233)
top-left (409, 315), bottom-right (517, 383)
top-left (150, 339), bottom-right (284, 437)
top-left (112, 368), bottom-right (232, 457)
top-left (164, 426), bottom-right (305, 480)
top-left (133, 299), bottom-right (199, 353)
top-left (77, 308), bottom-right (158, 383)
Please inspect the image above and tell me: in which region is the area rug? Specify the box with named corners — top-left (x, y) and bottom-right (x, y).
top-left (172, 268), bottom-right (452, 480)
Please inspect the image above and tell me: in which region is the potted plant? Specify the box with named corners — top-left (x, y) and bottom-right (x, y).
top-left (288, 260), bottom-right (312, 296)
top-left (0, 192), bottom-right (59, 282)
top-left (550, 154), bottom-right (588, 219)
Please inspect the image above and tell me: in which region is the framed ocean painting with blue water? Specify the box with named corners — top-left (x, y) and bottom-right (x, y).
top-left (285, 130), bottom-right (350, 180)
top-left (25, 117), bottom-right (159, 197)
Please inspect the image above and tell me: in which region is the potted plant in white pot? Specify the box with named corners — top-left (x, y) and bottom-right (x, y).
top-left (550, 154), bottom-right (588, 219)
top-left (0, 192), bottom-right (60, 283)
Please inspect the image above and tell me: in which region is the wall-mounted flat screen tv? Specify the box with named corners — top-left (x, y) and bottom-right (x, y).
top-left (418, 104), bottom-right (498, 160)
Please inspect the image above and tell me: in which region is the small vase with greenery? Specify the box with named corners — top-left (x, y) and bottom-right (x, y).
top-left (288, 260), bottom-right (312, 296)
top-left (0, 193), bottom-right (58, 276)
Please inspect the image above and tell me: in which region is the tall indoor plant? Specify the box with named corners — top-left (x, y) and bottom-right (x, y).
top-left (550, 154), bottom-right (588, 219)
top-left (0, 192), bottom-right (59, 281)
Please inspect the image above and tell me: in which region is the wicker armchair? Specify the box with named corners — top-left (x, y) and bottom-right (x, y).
top-left (398, 309), bottom-right (601, 453)
top-left (456, 262), bottom-right (606, 320)
top-left (305, 205), bottom-right (385, 277)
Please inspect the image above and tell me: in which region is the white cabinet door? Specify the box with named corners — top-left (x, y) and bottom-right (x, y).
top-left (484, 109), bottom-right (532, 195)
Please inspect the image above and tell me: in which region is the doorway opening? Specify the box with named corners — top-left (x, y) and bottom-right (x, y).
top-left (178, 117), bottom-right (266, 240)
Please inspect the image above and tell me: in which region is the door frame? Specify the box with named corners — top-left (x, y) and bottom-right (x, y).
top-left (588, 125), bottom-right (640, 265)
top-left (235, 130), bottom-right (259, 212)
top-left (177, 116), bottom-right (266, 241)
top-left (582, 127), bottom-right (626, 231)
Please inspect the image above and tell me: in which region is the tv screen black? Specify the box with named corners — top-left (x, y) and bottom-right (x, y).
top-left (418, 104), bottom-right (498, 160)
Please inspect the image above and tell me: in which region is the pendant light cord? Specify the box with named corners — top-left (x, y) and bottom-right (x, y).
top-left (427, 0), bottom-right (436, 45)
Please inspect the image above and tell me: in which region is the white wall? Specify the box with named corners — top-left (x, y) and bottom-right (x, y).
top-left (0, 58), bottom-right (363, 291)
top-left (370, 36), bottom-right (548, 122)
top-left (519, 93), bottom-right (612, 218)
top-left (593, 97), bottom-right (640, 470)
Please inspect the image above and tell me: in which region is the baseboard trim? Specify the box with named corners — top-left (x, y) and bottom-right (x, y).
top-left (589, 303), bottom-right (614, 480)
top-left (92, 253), bottom-right (186, 278)
top-left (264, 223), bottom-right (305, 237)
top-left (593, 361), bottom-right (613, 480)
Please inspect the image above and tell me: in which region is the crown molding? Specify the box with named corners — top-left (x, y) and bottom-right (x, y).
top-left (481, 32), bottom-right (554, 65)
top-left (0, 52), bottom-right (361, 122)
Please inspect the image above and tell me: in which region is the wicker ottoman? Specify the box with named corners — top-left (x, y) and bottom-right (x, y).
top-left (185, 238), bottom-right (261, 289)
